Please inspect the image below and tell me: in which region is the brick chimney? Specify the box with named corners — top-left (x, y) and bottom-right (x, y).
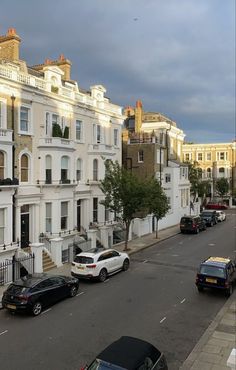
top-left (135, 100), bottom-right (143, 133)
top-left (0, 28), bottom-right (21, 61)
top-left (31, 54), bottom-right (72, 81)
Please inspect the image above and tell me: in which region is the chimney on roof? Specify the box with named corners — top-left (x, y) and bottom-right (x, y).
top-left (0, 28), bottom-right (21, 61)
top-left (135, 100), bottom-right (143, 133)
top-left (56, 54), bottom-right (72, 80)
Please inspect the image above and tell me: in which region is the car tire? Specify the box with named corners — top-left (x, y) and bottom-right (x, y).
top-left (197, 286), bottom-right (204, 292)
top-left (69, 285), bottom-right (78, 297)
top-left (210, 221), bottom-right (213, 227)
top-left (195, 228), bottom-right (199, 234)
top-left (98, 268), bottom-right (107, 282)
top-left (226, 285), bottom-right (233, 297)
top-left (32, 302), bottom-right (42, 316)
top-left (122, 259), bottom-right (130, 271)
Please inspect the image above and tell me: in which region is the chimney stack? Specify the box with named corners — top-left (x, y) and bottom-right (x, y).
top-left (0, 28), bottom-right (21, 61)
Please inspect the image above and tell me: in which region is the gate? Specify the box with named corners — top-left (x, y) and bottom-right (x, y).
top-left (0, 254), bottom-right (35, 286)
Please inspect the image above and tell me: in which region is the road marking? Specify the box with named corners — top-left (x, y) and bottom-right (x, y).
top-left (179, 242), bottom-right (183, 245)
top-left (208, 243), bottom-right (215, 246)
top-left (41, 308), bottom-right (52, 315)
top-left (172, 254), bottom-right (179, 257)
top-left (180, 298), bottom-right (186, 304)
top-left (104, 279), bottom-right (110, 283)
top-left (76, 291), bottom-right (84, 296)
top-left (143, 260), bottom-right (148, 263)
top-left (160, 317), bottom-right (166, 324)
top-left (0, 330), bottom-right (8, 336)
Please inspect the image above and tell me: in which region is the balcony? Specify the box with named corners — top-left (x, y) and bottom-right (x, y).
top-left (36, 179), bottom-right (77, 187)
top-left (0, 129), bottom-right (13, 142)
top-left (38, 137), bottom-right (76, 151)
top-left (0, 178), bottom-right (19, 187)
top-left (88, 143), bottom-right (115, 156)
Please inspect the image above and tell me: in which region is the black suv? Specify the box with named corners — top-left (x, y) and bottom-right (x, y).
top-left (196, 257), bottom-right (236, 296)
top-left (200, 210), bottom-right (218, 227)
top-left (180, 216), bottom-right (206, 234)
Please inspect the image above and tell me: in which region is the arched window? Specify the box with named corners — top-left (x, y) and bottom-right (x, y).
top-left (93, 159), bottom-right (98, 181)
top-left (0, 151), bottom-right (4, 179)
top-left (76, 158), bottom-right (82, 181)
top-left (21, 154), bottom-right (29, 182)
top-left (45, 155), bottom-right (52, 184)
top-left (61, 156), bottom-right (69, 183)
top-left (207, 168), bottom-right (212, 178)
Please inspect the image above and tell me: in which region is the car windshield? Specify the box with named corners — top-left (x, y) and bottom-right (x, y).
top-left (181, 218), bottom-right (193, 224)
top-left (74, 256), bottom-right (94, 264)
top-left (201, 212), bottom-right (213, 217)
top-left (200, 265), bottom-right (226, 278)
top-left (88, 359), bottom-right (125, 370)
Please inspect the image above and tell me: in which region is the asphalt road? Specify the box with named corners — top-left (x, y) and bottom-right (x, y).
top-left (0, 210), bottom-right (235, 370)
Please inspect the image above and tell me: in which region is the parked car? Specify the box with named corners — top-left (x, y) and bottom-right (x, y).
top-left (195, 257), bottom-right (236, 296)
top-left (82, 336), bottom-right (168, 370)
top-left (180, 215), bottom-right (206, 234)
top-left (71, 248), bottom-right (130, 282)
top-left (215, 210), bottom-right (226, 222)
top-left (200, 210), bottom-right (218, 227)
top-left (205, 202), bottom-right (228, 210)
top-left (1, 273), bottom-right (79, 316)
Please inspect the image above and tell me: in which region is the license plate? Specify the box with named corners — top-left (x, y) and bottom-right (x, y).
top-left (77, 266), bottom-right (84, 270)
top-left (6, 304), bottom-right (16, 310)
top-left (206, 278), bottom-right (217, 284)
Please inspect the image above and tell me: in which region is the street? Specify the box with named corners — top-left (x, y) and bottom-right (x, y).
top-left (0, 211), bottom-right (235, 370)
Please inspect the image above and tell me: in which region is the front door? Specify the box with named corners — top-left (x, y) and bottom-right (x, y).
top-left (21, 213), bottom-right (29, 248)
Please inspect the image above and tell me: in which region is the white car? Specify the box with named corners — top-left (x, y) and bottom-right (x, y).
top-left (216, 210), bottom-right (226, 222)
top-left (71, 248), bottom-right (130, 282)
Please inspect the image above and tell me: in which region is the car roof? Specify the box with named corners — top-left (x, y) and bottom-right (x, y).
top-left (76, 248), bottom-right (115, 257)
top-left (202, 257), bottom-right (231, 268)
top-left (13, 273), bottom-right (62, 287)
top-left (97, 336), bottom-right (161, 369)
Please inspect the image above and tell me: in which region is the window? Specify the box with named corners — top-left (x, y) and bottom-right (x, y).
top-left (0, 151), bottom-right (4, 179)
top-left (206, 152), bottom-right (211, 161)
top-left (217, 152), bottom-right (228, 161)
top-left (45, 203), bottom-right (52, 233)
top-left (156, 148), bottom-right (164, 164)
top-left (76, 120), bottom-right (82, 141)
top-left (138, 150), bottom-right (144, 162)
top-left (20, 106), bottom-right (30, 133)
top-left (0, 100), bottom-right (5, 128)
top-left (97, 125), bottom-right (101, 143)
top-left (93, 159), bottom-right (98, 181)
top-left (181, 189), bottom-right (189, 207)
top-left (76, 158), bottom-right (82, 181)
top-left (61, 156), bottom-right (69, 183)
top-left (45, 155), bottom-right (52, 184)
top-left (105, 206), bottom-right (109, 222)
top-left (165, 174), bottom-right (171, 183)
top-left (0, 208), bottom-right (4, 244)
top-left (219, 167), bottom-right (225, 177)
top-left (197, 153), bottom-right (203, 161)
top-left (206, 168), bottom-right (212, 178)
top-left (61, 201), bottom-right (68, 230)
top-left (45, 112), bottom-right (50, 136)
top-left (93, 198), bottom-right (98, 222)
top-left (21, 154), bottom-right (29, 182)
top-left (114, 129), bottom-right (118, 146)
top-left (185, 153), bottom-right (190, 161)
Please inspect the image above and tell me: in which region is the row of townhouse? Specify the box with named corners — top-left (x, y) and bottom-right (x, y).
top-left (0, 28), bottom-right (124, 272)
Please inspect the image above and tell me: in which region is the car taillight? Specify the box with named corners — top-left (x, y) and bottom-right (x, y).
top-left (86, 264), bottom-right (97, 268)
top-left (18, 294), bottom-right (28, 303)
top-left (192, 224), bottom-right (196, 228)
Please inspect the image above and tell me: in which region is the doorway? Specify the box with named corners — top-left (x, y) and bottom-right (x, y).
top-left (21, 205), bottom-right (30, 248)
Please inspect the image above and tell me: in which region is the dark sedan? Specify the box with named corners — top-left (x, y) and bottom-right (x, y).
top-left (83, 336), bottom-right (168, 370)
top-left (2, 273), bottom-right (79, 316)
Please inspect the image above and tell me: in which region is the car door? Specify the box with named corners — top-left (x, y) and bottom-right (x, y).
top-left (48, 276), bottom-right (68, 301)
top-left (32, 279), bottom-right (57, 307)
top-left (110, 250), bottom-right (122, 271)
top-left (100, 251), bottom-right (116, 273)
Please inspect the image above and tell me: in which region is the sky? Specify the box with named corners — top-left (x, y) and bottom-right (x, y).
top-left (1, 0), bottom-right (235, 143)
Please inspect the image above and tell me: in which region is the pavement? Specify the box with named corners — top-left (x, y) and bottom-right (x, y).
top-left (0, 224), bottom-right (235, 369)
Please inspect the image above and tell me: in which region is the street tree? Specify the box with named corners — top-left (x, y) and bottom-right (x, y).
top-left (145, 177), bottom-right (169, 238)
top-left (100, 160), bottom-right (148, 250)
top-left (185, 161), bottom-right (203, 201)
top-left (215, 178), bottom-right (229, 200)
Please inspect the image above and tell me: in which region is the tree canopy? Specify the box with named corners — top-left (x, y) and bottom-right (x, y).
top-left (215, 178), bottom-right (229, 199)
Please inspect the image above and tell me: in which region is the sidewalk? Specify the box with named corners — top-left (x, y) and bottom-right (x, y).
top-left (0, 224), bottom-right (235, 369)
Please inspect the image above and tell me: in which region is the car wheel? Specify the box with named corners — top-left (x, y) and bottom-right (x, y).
top-left (69, 285), bottom-right (78, 297)
top-left (195, 228), bottom-right (199, 234)
top-left (98, 268), bottom-right (107, 282)
top-left (122, 259), bottom-right (130, 271)
top-left (226, 285), bottom-right (233, 297)
top-left (210, 221), bottom-right (213, 227)
top-left (197, 286), bottom-right (204, 292)
top-left (32, 302), bottom-right (42, 316)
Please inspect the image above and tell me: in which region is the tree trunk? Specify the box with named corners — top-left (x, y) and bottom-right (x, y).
top-left (155, 217), bottom-right (159, 239)
top-left (124, 221), bottom-right (130, 251)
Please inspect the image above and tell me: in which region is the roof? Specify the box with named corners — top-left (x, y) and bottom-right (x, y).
top-left (97, 336), bottom-right (161, 369)
top-left (203, 257), bottom-right (231, 268)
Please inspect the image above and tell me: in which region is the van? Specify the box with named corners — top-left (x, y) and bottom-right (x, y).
top-left (180, 216), bottom-right (206, 234)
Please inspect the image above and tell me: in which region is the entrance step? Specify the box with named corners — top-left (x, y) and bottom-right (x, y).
top-left (43, 251), bottom-right (56, 272)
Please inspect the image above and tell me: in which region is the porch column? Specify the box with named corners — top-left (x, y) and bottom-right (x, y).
top-left (99, 226), bottom-right (109, 249)
top-left (147, 214), bottom-right (153, 234)
top-left (86, 229), bottom-right (97, 249)
top-left (50, 238), bottom-right (63, 267)
top-left (30, 242), bottom-right (44, 273)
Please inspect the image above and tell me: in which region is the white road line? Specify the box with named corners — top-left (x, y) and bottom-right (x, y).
top-left (0, 330), bottom-right (8, 336)
top-left (143, 260), bottom-right (148, 263)
top-left (209, 243), bottom-right (215, 246)
top-left (160, 317), bottom-right (166, 324)
top-left (41, 308), bottom-right (52, 315)
top-left (172, 254), bottom-right (179, 257)
top-left (180, 298), bottom-right (186, 304)
top-left (76, 291), bottom-right (84, 296)
top-left (104, 279), bottom-right (110, 283)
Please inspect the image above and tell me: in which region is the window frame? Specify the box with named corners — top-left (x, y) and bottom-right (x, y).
top-left (0, 151), bottom-right (5, 179)
top-left (138, 150), bottom-right (144, 163)
top-left (19, 105), bottom-right (32, 135)
top-left (93, 198), bottom-right (98, 223)
top-left (75, 120), bottom-right (83, 141)
top-left (20, 153), bottom-right (30, 183)
top-left (61, 201), bottom-right (68, 230)
top-left (0, 208), bottom-right (5, 244)
top-left (45, 202), bottom-right (52, 233)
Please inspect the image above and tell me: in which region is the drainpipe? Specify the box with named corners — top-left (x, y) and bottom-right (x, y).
top-left (11, 95), bottom-right (16, 242)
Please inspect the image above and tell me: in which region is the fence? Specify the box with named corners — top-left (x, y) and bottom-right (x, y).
top-left (0, 254), bottom-right (35, 285)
